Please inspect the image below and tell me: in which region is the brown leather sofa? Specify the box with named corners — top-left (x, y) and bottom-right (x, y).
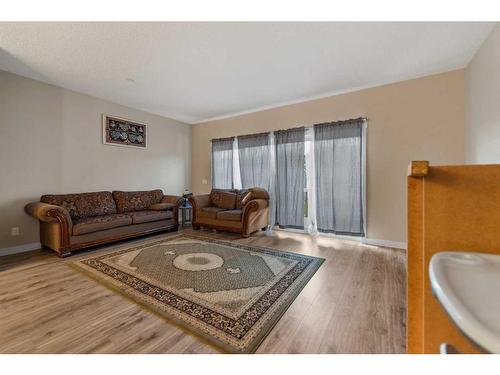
top-left (188, 187), bottom-right (269, 237)
top-left (25, 189), bottom-right (181, 257)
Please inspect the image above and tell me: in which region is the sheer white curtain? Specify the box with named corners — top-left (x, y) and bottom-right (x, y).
top-left (304, 127), bottom-right (317, 233)
top-left (232, 137), bottom-right (242, 189)
top-left (211, 137), bottom-right (234, 189)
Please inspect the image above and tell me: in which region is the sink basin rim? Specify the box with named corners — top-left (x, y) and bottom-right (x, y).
top-left (429, 251), bottom-right (500, 354)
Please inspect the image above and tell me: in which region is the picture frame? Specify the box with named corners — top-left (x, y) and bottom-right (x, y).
top-left (102, 114), bottom-right (147, 149)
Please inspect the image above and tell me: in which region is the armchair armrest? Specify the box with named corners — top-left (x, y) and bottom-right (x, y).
top-left (188, 194), bottom-right (211, 210)
top-left (24, 202), bottom-right (73, 227)
top-left (161, 195), bottom-right (182, 206)
top-left (242, 198), bottom-right (270, 237)
top-left (188, 194), bottom-right (211, 226)
top-left (242, 198), bottom-right (269, 216)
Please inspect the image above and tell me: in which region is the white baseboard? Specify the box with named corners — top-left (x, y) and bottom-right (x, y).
top-left (0, 242), bottom-right (41, 257)
top-left (274, 227), bottom-right (407, 250)
top-left (363, 238), bottom-right (407, 250)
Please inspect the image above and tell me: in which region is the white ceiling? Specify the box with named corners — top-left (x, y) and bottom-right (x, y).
top-left (0, 22), bottom-right (495, 124)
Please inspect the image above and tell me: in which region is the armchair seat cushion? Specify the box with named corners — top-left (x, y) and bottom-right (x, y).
top-left (129, 210), bottom-right (173, 224)
top-left (73, 214), bottom-right (132, 236)
top-left (198, 207), bottom-right (226, 219)
top-left (217, 209), bottom-right (243, 222)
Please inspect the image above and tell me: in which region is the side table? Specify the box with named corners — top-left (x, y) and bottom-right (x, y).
top-left (179, 205), bottom-right (193, 227)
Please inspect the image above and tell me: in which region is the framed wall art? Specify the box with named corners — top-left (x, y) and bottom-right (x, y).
top-left (102, 114), bottom-right (147, 149)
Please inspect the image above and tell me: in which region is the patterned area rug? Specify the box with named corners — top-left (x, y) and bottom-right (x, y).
top-left (70, 234), bottom-right (324, 353)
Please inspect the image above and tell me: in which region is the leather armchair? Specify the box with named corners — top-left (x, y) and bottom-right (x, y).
top-left (189, 188), bottom-right (270, 237)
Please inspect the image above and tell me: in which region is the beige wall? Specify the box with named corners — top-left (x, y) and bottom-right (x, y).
top-left (466, 24), bottom-right (500, 163)
top-left (192, 70), bottom-right (466, 244)
top-left (0, 70), bottom-right (191, 251)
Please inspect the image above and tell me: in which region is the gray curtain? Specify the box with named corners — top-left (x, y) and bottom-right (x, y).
top-left (314, 118), bottom-right (364, 236)
top-left (237, 133), bottom-right (270, 189)
top-left (275, 127), bottom-right (305, 229)
top-left (211, 137), bottom-right (234, 189)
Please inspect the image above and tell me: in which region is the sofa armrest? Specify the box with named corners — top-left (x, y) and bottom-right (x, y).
top-left (25, 202), bottom-right (73, 226)
top-left (159, 195), bottom-right (182, 226)
top-left (149, 203), bottom-right (176, 211)
top-left (24, 202), bottom-right (73, 251)
top-left (161, 195), bottom-right (182, 206)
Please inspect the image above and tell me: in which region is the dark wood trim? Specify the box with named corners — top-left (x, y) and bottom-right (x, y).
top-left (66, 224), bottom-right (179, 254)
top-left (196, 224), bottom-right (243, 235)
top-left (59, 250), bottom-right (72, 258)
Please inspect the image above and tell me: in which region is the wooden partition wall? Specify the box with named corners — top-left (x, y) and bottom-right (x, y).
top-left (407, 161), bottom-right (500, 354)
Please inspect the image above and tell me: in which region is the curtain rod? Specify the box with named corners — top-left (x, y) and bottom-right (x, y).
top-left (210, 117), bottom-right (368, 142)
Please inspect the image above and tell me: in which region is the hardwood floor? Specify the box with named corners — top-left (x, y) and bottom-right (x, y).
top-left (0, 229), bottom-right (406, 354)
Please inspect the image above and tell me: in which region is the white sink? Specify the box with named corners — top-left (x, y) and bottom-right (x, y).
top-left (429, 251), bottom-right (500, 353)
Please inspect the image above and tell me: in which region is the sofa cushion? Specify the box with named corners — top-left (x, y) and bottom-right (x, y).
top-left (217, 209), bottom-right (243, 222)
top-left (198, 207), bottom-right (226, 219)
top-left (129, 210), bottom-right (173, 224)
top-left (148, 202), bottom-right (175, 211)
top-left (41, 191), bottom-right (117, 220)
top-left (210, 190), bottom-right (237, 210)
top-left (112, 190), bottom-right (163, 213)
top-left (73, 214), bottom-right (132, 235)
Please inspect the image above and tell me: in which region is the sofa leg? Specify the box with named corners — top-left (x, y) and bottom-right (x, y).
top-left (58, 249), bottom-right (72, 258)
top-left (242, 233), bottom-right (250, 238)
top-left (193, 225), bottom-right (200, 230)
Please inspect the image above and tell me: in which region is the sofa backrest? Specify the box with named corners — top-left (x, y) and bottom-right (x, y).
top-left (209, 188), bottom-right (269, 209)
top-left (112, 189), bottom-right (163, 213)
top-left (209, 189), bottom-right (237, 210)
top-left (40, 191), bottom-right (117, 220)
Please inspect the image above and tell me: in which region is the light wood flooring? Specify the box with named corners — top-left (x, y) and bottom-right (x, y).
top-left (0, 229), bottom-right (406, 353)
